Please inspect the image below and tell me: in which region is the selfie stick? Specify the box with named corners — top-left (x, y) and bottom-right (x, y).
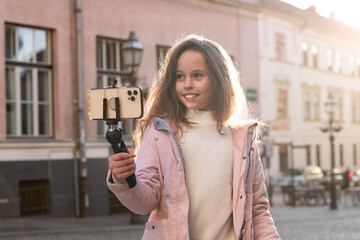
top-left (103, 94), bottom-right (137, 188)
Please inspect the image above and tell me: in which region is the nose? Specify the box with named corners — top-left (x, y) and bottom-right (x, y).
top-left (184, 77), bottom-right (194, 90)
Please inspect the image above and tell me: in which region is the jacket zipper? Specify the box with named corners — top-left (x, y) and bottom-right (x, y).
top-left (238, 123), bottom-right (257, 240)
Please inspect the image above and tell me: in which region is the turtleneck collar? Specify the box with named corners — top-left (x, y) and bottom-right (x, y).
top-left (186, 109), bottom-right (216, 126)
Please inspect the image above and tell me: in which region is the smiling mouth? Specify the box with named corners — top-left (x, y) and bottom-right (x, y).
top-left (183, 94), bottom-right (199, 100)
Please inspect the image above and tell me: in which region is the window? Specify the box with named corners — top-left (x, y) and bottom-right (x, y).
top-left (156, 45), bottom-right (170, 69)
top-left (277, 89), bottom-right (288, 118)
top-left (357, 57), bottom-right (360, 79)
top-left (351, 93), bottom-right (360, 123)
top-left (316, 145), bottom-right (321, 167)
top-left (303, 87), bottom-right (321, 121)
top-left (279, 145), bottom-right (288, 172)
top-left (304, 92), bottom-right (310, 120)
top-left (354, 144), bottom-right (357, 167)
top-left (301, 42), bottom-right (308, 66)
top-left (339, 144), bottom-right (344, 167)
top-left (306, 146), bottom-right (311, 166)
top-left (334, 51), bottom-right (341, 74)
top-left (313, 94), bottom-right (320, 120)
top-left (96, 37), bottom-right (133, 137)
top-left (358, 98), bottom-right (360, 123)
top-left (326, 49), bottom-right (333, 71)
top-left (352, 99), bottom-right (357, 123)
top-left (19, 179), bottom-right (50, 217)
top-left (275, 33), bottom-right (286, 61)
top-left (349, 55), bottom-right (355, 76)
top-left (328, 91), bottom-right (344, 122)
top-left (5, 24), bottom-right (52, 137)
top-left (108, 189), bottom-right (129, 214)
top-left (311, 44), bottom-right (318, 68)
top-left (336, 96), bottom-right (343, 121)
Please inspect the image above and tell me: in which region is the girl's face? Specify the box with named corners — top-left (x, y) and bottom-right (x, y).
top-left (175, 50), bottom-right (212, 111)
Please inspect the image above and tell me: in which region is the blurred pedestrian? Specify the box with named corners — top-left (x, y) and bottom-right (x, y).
top-left (107, 34), bottom-right (280, 239)
top-left (342, 167), bottom-right (350, 189)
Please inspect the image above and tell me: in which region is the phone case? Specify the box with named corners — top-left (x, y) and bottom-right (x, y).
top-left (88, 86), bottom-right (143, 120)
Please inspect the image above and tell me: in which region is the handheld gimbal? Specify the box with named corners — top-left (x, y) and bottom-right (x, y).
top-left (106, 119), bottom-right (136, 188)
top-left (101, 84), bottom-right (137, 188)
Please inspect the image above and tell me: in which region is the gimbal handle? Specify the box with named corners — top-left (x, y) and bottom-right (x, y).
top-left (106, 122), bottom-right (137, 188)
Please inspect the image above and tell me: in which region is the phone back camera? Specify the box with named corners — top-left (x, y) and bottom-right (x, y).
top-left (126, 89), bottom-right (139, 103)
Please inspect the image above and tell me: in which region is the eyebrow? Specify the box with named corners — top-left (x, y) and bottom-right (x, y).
top-left (176, 68), bottom-right (207, 73)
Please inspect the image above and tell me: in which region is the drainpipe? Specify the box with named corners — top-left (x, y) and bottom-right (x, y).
top-left (74, 0), bottom-right (88, 217)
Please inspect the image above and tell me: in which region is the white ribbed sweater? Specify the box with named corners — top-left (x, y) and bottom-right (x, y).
top-left (180, 110), bottom-right (235, 240)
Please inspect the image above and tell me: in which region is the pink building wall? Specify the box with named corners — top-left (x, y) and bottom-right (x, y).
top-left (0, 0), bottom-right (261, 217)
top-left (82, 0), bottom-right (258, 138)
top-left (0, 0), bottom-right (76, 140)
top-left (0, 0), bottom-right (260, 140)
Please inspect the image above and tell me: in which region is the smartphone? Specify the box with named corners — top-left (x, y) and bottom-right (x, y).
top-left (88, 86), bottom-right (143, 120)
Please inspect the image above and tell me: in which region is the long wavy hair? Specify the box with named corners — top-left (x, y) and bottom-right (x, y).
top-left (133, 34), bottom-right (252, 150)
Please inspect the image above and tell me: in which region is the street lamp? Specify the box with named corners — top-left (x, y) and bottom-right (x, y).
top-left (122, 32), bottom-right (143, 69)
top-left (121, 32), bottom-right (143, 86)
top-left (321, 94), bottom-right (342, 210)
top-left (120, 31), bottom-right (143, 224)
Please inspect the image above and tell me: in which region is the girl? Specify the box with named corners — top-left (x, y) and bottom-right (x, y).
top-left (107, 34), bottom-right (280, 240)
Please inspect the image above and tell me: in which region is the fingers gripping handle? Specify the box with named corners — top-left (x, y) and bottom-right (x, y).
top-left (106, 127), bottom-right (137, 188)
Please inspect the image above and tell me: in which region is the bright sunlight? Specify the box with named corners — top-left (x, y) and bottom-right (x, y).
top-left (281, 0), bottom-right (360, 29)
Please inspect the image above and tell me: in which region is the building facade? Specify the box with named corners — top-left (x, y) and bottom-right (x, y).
top-left (257, 1), bottom-right (360, 182)
top-left (0, 0), bottom-right (259, 218)
top-left (1, 0), bottom-right (359, 218)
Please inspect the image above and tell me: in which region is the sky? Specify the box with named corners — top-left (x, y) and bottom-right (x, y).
top-left (280, 0), bottom-right (360, 30)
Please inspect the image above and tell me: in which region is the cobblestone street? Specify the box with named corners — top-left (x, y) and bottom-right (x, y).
top-left (271, 199), bottom-right (360, 239)
top-left (1, 192), bottom-right (359, 240)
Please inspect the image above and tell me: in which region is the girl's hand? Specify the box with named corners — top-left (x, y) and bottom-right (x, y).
top-left (109, 149), bottom-right (136, 183)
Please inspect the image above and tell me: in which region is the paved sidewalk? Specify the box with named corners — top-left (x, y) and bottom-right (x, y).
top-left (0, 214), bottom-right (145, 238)
top-left (0, 192), bottom-right (359, 239)
top-left (270, 191), bottom-right (360, 239)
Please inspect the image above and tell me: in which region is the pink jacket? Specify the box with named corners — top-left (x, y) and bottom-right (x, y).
top-left (108, 117), bottom-right (280, 240)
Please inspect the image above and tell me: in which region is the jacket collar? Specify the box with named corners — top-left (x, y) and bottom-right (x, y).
top-left (153, 116), bottom-right (173, 132)
top-left (154, 116), bottom-right (258, 137)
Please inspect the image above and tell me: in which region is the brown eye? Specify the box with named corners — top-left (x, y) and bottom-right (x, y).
top-left (194, 73), bottom-right (202, 79)
top-left (176, 74), bottom-right (184, 80)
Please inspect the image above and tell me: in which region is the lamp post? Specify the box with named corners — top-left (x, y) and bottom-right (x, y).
top-left (122, 32), bottom-right (143, 85)
top-left (121, 32), bottom-right (143, 224)
top-left (321, 94), bottom-right (341, 210)
top-left (120, 31), bottom-right (143, 134)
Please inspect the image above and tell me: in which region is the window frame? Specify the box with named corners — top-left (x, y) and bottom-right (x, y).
top-left (334, 50), bottom-right (341, 74)
top-left (5, 24), bottom-right (53, 138)
top-left (96, 36), bottom-right (133, 138)
top-left (326, 48), bottom-right (333, 72)
top-left (349, 55), bottom-right (355, 76)
top-left (356, 56), bottom-right (360, 79)
top-left (301, 41), bottom-right (308, 66)
top-left (353, 144), bottom-right (357, 167)
top-left (310, 44), bottom-right (318, 68)
top-left (316, 144), bottom-right (321, 167)
top-left (156, 45), bottom-right (170, 69)
top-left (303, 91), bottom-right (311, 120)
top-left (277, 88), bottom-right (288, 119)
top-left (275, 33), bottom-right (286, 61)
top-left (339, 144), bottom-right (344, 167)
top-left (351, 93), bottom-right (360, 123)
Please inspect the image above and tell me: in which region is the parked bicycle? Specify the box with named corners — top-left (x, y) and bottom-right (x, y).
top-left (281, 183), bottom-right (327, 206)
